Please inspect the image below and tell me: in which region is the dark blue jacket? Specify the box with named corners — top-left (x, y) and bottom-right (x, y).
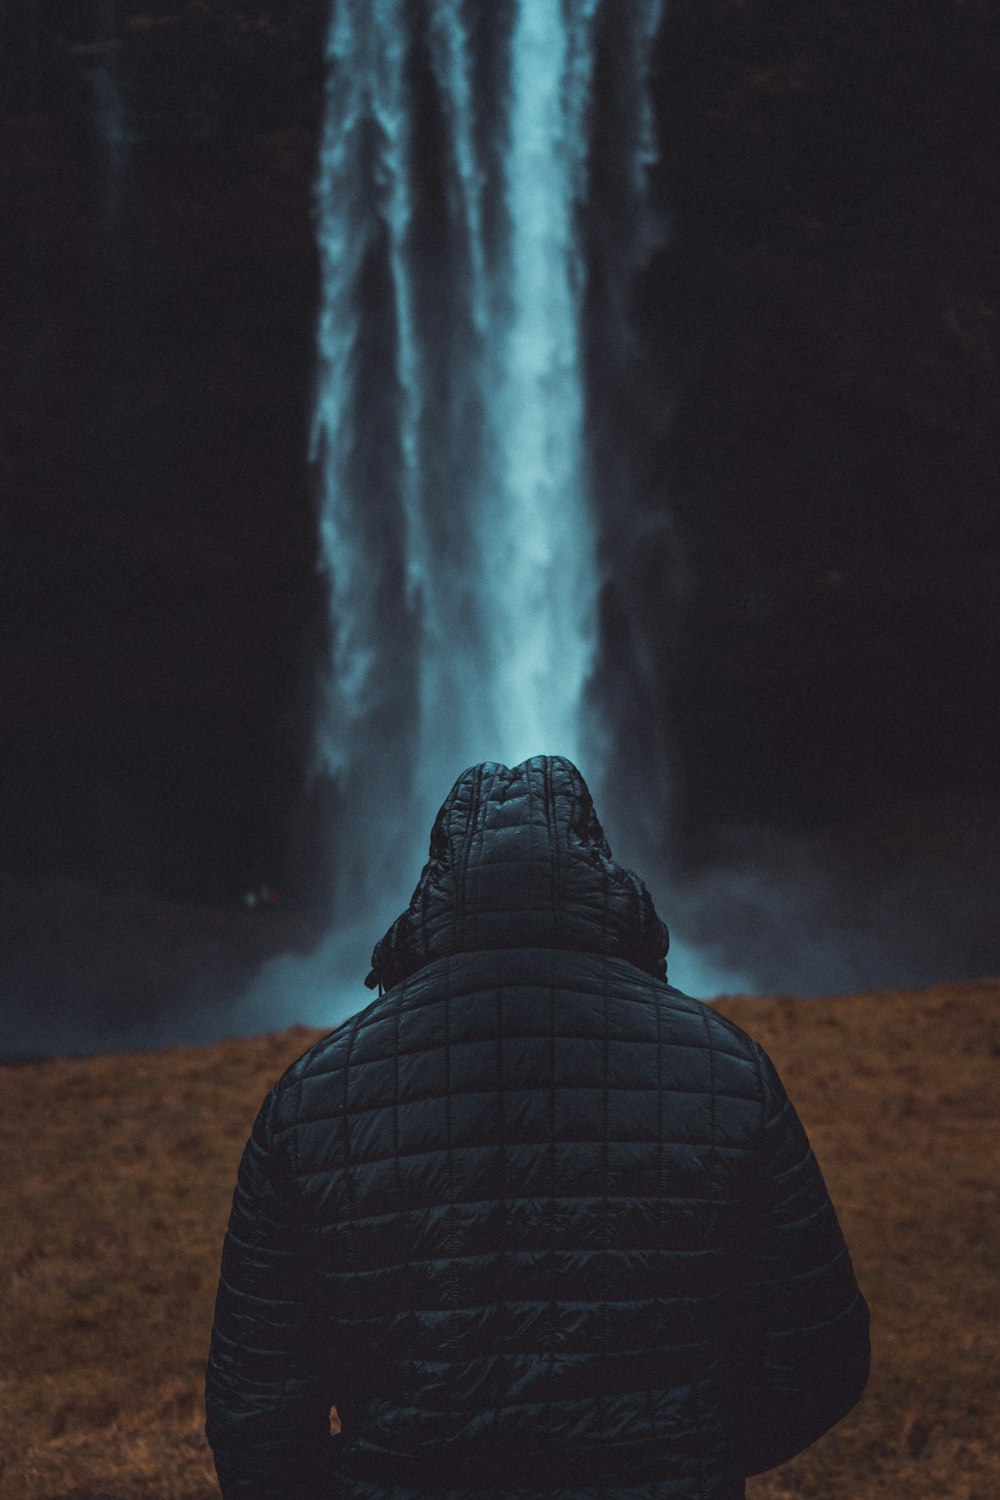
top-left (206, 756), bottom-right (869, 1498)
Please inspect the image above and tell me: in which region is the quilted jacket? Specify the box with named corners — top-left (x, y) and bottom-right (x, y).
top-left (206, 756), bottom-right (870, 1499)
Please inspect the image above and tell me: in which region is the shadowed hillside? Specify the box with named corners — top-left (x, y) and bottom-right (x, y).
top-left (2, 982), bottom-right (997, 1498)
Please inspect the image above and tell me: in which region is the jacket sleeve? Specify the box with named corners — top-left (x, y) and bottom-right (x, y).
top-left (205, 1087), bottom-right (337, 1499)
top-left (736, 1042), bottom-right (871, 1477)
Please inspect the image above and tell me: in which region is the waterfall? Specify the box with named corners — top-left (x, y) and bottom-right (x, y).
top-left (229, 0), bottom-right (758, 1031)
top-left (311, 0), bottom-right (663, 935)
top-left (481, 0), bottom-right (598, 776)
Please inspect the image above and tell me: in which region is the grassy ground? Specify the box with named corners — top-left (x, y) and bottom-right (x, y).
top-left (2, 982), bottom-right (998, 1498)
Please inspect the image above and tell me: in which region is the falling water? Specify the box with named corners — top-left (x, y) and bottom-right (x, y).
top-left (242, 0), bottom-right (758, 1030)
top-left (309, 0), bottom-right (670, 956)
top-left (481, 0), bottom-right (597, 775)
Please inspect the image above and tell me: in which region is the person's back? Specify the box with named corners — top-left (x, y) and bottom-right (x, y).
top-left (206, 756), bottom-right (870, 1498)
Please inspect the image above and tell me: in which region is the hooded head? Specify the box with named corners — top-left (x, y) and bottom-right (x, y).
top-left (366, 755), bottom-right (669, 991)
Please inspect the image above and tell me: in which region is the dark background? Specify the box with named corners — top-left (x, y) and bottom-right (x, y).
top-left (2, 0), bottom-right (999, 1048)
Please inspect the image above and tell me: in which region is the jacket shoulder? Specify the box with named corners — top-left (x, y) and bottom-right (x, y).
top-left (262, 996), bottom-right (384, 1132)
top-left (651, 986), bottom-right (773, 1116)
top-left (660, 984), bottom-right (766, 1057)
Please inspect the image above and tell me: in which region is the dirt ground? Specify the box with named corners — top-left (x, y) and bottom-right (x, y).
top-left (2, 981), bottom-right (997, 1499)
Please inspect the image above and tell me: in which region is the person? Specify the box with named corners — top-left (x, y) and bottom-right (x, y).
top-left (205, 755), bottom-right (870, 1499)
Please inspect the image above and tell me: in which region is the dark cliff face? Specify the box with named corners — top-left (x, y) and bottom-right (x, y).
top-left (587, 0), bottom-right (1000, 865)
top-left (2, 4), bottom-right (329, 906)
top-left (1, 1), bottom-right (998, 1016)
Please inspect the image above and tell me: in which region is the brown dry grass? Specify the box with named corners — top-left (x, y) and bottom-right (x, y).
top-left (1, 982), bottom-right (998, 1498)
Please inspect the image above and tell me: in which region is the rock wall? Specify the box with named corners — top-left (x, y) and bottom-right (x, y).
top-left (591, 0), bottom-right (1000, 869)
top-left (2, 3), bottom-right (328, 907)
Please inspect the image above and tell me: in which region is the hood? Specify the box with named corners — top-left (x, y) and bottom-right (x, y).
top-left (366, 755), bottom-right (669, 991)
